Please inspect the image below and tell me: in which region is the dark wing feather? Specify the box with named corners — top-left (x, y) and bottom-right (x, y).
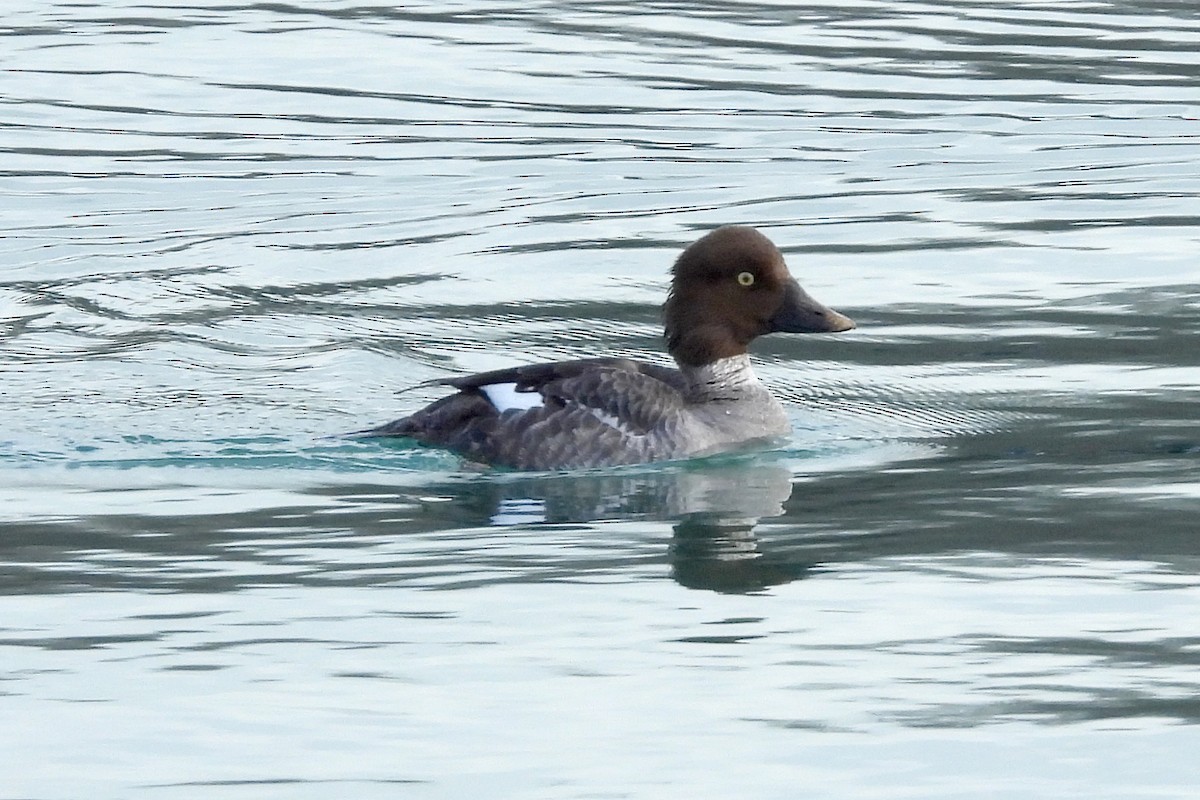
top-left (366, 358), bottom-right (689, 469)
top-left (435, 357), bottom-right (685, 393)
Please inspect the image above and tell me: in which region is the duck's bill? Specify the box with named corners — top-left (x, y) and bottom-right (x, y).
top-left (768, 279), bottom-right (856, 334)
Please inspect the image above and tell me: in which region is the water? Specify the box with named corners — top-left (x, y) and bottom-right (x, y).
top-left (3, 1), bottom-right (1199, 797)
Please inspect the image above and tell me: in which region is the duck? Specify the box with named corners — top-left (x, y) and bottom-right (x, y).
top-left (364, 226), bottom-right (854, 470)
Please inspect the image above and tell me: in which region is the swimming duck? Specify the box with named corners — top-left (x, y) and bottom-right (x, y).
top-left (365, 226), bottom-right (854, 469)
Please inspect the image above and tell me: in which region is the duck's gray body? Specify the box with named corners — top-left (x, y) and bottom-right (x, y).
top-left (369, 354), bottom-right (791, 470)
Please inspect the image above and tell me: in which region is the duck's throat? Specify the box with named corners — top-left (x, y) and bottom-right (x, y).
top-left (682, 354), bottom-right (765, 402)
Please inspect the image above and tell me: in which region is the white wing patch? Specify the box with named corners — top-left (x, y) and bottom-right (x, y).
top-left (481, 382), bottom-right (544, 412)
top-left (481, 381), bottom-right (644, 437)
top-left (586, 406), bottom-right (642, 437)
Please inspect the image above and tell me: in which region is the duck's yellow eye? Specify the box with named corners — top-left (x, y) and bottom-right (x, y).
top-left (736, 271), bottom-right (755, 287)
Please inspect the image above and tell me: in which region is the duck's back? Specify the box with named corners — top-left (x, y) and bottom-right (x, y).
top-left (369, 358), bottom-right (693, 470)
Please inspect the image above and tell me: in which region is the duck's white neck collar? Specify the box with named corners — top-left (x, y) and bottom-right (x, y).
top-left (682, 354), bottom-right (764, 401)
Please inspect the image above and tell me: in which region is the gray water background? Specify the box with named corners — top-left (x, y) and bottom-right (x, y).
top-left (2, 1), bottom-right (1199, 797)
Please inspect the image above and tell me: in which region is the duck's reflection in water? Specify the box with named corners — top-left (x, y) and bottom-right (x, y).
top-left (670, 514), bottom-right (811, 593)
top-left (482, 458), bottom-right (808, 593)
top-left (665, 465), bottom-right (810, 593)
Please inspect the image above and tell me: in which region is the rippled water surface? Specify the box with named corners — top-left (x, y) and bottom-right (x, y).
top-left (3, 1), bottom-right (1199, 797)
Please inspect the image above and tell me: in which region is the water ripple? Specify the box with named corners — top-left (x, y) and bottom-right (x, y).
top-left (3, 3), bottom-right (1200, 796)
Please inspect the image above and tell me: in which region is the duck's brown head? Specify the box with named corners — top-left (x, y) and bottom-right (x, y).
top-left (663, 226), bottom-right (854, 368)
